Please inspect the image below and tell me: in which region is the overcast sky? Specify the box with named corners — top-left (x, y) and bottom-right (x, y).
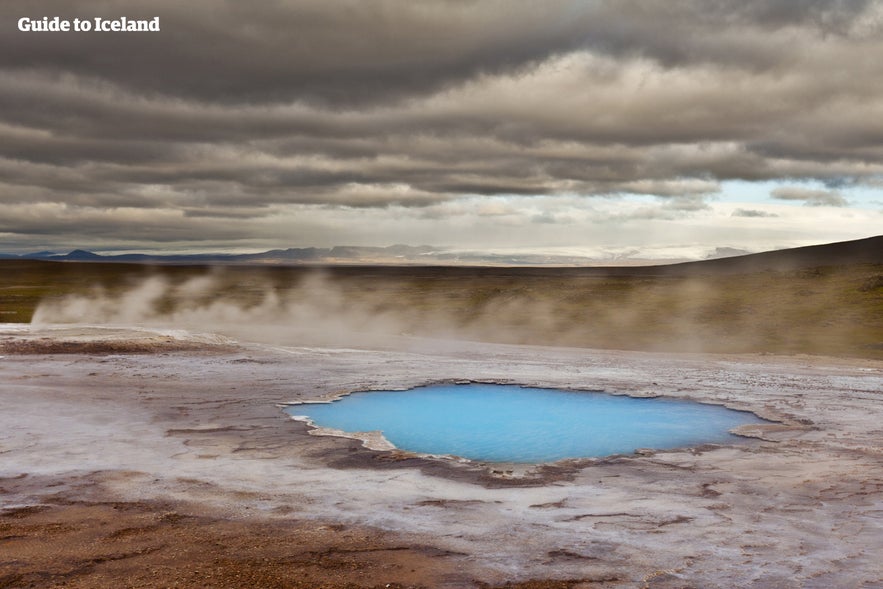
top-left (2, 0), bottom-right (882, 258)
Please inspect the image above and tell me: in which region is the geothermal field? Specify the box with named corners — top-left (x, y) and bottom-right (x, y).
top-left (6, 1), bottom-right (883, 586)
top-left (1, 250), bottom-right (882, 588)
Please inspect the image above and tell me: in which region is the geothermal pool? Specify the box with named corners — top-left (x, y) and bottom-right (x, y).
top-left (286, 383), bottom-right (767, 463)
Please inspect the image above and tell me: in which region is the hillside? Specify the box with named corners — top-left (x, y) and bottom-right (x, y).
top-left (660, 235), bottom-right (883, 275)
top-left (1, 236), bottom-right (881, 358)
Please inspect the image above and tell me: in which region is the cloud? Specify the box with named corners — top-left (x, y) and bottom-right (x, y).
top-left (732, 208), bottom-right (780, 218)
top-left (615, 179), bottom-right (720, 197)
top-left (6, 0), bottom-right (875, 105)
top-left (1, 1), bottom-right (882, 250)
top-left (770, 186), bottom-right (849, 207)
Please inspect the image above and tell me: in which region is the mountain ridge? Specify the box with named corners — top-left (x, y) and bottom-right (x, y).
top-left (1, 235), bottom-right (880, 273)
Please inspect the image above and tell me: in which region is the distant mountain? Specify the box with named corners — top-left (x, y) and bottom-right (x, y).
top-left (11, 245), bottom-right (449, 265)
top-left (2, 235), bottom-right (880, 270)
top-left (63, 249), bottom-right (103, 260)
top-left (18, 249), bottom-right (103, 261)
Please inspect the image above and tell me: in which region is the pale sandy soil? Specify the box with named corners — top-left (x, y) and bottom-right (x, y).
top-left (1, 325), bottom-right (882, 588)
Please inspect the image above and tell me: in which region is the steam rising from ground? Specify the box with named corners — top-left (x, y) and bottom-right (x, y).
top-left (30, 267), bottom-right (874, 355)
top-left (25, 270), bottom-right (670, 349)
top-left (32, 272), bottom-right (437, 349)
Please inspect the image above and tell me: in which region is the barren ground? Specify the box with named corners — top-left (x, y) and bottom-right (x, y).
top-left (1, 325), bottom-right (882, 588)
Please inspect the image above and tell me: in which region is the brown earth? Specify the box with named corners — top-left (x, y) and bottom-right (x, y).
top-left (0, 339), bottom-right (233, 355)
top-left (1, 501), bottom-right (606, 589)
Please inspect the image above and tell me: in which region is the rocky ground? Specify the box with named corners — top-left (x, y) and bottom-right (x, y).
top-left (1, 325), bottom-right (882, 588)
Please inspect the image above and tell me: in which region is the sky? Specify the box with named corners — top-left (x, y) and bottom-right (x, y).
top-left (2, 0), bottom-right (882, 260)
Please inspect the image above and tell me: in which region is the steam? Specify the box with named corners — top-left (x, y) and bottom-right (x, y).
top-left (30, 268), bottom-right (865, 355)
top-left (28, 269), bottom-right (546, 349)
top-left (31, 272), bottom-right (441, 349)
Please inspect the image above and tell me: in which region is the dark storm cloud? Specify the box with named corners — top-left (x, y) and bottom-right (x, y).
top-left (1, 0), bottom-right (882, 247)
top-left (1, 0), bottom-right (594, 107)
top-left (2, 0), bottom-right (874, 105)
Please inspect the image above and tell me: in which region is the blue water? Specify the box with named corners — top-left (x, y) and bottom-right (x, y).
top-left (286, 384), bottom-right (766, 463)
